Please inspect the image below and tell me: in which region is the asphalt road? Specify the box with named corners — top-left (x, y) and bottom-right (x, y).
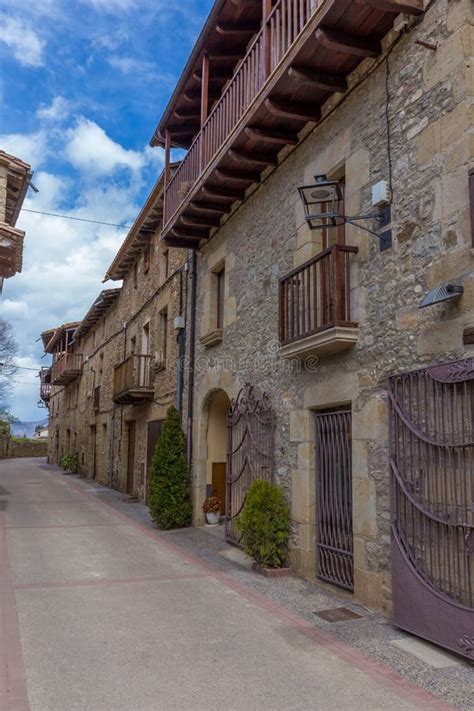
top-left (0, 458), bottom-right (460, 711)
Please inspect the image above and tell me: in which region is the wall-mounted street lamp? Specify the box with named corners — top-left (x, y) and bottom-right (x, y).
top-left (298, 175), bottom-right (387, 240)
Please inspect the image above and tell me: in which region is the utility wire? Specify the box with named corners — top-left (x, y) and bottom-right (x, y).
top-left (21, 208), bottom-right (160, 234)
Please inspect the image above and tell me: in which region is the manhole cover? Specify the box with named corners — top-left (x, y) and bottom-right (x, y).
top-left (314, 607), bottom-right (363, 622)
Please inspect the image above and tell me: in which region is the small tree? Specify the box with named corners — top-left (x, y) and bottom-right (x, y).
top-left (237, 480), bottom-right (290, 568)
top-left (148, 406), bottom-right (192, 529)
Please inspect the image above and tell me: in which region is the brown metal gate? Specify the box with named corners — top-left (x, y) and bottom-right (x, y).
top-left (226, 384), bottom-right (275, 543)
top-left (389, 359), bottom-right (474, 660)
top-left (315, 410), bottom-right (353, 590)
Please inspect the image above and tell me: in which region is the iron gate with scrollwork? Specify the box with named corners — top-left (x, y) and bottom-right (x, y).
top-left (389, 358), bottom-right (474, 660)
top-left (226, 384), bottom-right (275, 544)
top-left (315, 410), bottom-right (353, 591)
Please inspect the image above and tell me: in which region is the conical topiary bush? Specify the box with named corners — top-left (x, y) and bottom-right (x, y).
top-left (148, 405), bottom-right (192, 529)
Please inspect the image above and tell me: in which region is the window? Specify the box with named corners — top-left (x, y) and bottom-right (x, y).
top-left (130, 336), bottom-right (136, 354)
top-left (216, 268), bottom-right (225, 329)
top-left (143, 245), bottom-right (151, 274)
top-left (162, 249), bottom-right (169, 282)
top-left (133, 262), bottom-right (138, 289)
top-left (159, 308), bottom-right (168, 365)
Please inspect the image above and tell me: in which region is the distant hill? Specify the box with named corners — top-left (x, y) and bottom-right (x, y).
top-left (10, 418), bottom-right (48, 439)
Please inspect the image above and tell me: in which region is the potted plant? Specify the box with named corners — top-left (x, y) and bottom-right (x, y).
top-left (237, 480), bottom-right (291, 577)
top-left (202, 495), bottom-right (222, 525)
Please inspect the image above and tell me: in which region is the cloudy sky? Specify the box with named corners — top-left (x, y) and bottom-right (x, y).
top-left (0, 0), bottom-right (212, 421)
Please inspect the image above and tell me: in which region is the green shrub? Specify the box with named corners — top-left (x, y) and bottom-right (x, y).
top-left (60, 453), bottom-right (78, 472)
top-left (148, 406), bottom-right (192, 530)
top-left (237, 480), bottom-right (290, 568)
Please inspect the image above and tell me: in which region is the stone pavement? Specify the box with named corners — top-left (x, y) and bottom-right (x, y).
top-left (0, 458), bottom-right (472, 711)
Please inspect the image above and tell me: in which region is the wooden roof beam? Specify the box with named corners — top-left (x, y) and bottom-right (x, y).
top-left (288, 65), bottom-right (347, 92)
top-left (229, 149), bottom-right (278, 168)
top-left (315, 28), bottom-right (381, 58)
top-left (174, 110), bottom-right (201, 121)
top-left (215, 167), bottom-right (260, 184)
top-left (245, 127), bottom-right (298, 146)
top-left (216, 22), bottom-right (260, 36)
top-left (171, 227), bottom-right (209, 239)
top-left (190, 202), bottom-right (229, 215)
top-left (357, 0), bottom-right (423, 14)
top-left (264, 98), bottom-right (321, 123)
top-left (202, 186), bottom-right (245, 201)
top-left (180, 216), bottom-right (221, 229)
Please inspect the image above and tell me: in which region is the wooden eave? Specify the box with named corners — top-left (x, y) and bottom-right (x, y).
top-left (160, 0), bottom-right (423, 248)
top-left (150, 0), bottom-right (264, 149)
top-left (0, 223), bottom-right (24, 277)
top-left (0, 151), bottom-right (32, 228)
top-left (104, 164), bottom-right (178, 282)
top-left (42, 322), bottom-right (80, 353)
top-left (74, 288), bottom-right (121, 338)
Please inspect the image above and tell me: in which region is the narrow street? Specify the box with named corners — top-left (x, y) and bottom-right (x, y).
top-left (0, 458), bottom-right (470, 711)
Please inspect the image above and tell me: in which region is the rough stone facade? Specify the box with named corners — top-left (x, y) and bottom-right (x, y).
top-left (47, 238), bottom-right (187, 502)
top-left (185, 0), bottom-right (473, 613)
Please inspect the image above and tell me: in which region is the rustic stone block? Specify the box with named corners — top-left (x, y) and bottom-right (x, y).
top-left (289, 410), bottom-right (312, 442)
top-left (353, 478), bottom-right (377, 538)
top-left (352, 398), bottom-right (387, 442)
top-left (417, 318), bottom-right (463, 355)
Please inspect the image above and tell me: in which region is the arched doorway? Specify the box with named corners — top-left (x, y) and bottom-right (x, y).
top-left (206, 389), bottom-right (231, 515)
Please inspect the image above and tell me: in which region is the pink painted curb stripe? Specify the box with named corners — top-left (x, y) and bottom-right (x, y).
top-left (0, 513), bottom-right (30, 711)
top-left (14, 571), bottom-right (207, 591)
top-left (58, 471), bottom-right (457, 711)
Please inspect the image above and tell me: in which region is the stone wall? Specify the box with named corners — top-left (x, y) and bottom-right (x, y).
top-left (0, 436), bottom-right (48, 459)
top-left (47, 238), bottom-right (187, 502)
top-left (186, 0), bottom-right (473, 613)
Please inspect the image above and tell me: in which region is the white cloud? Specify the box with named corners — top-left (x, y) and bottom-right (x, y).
top-left (81, 0), bottom-right (137, 10)
top-left (65, 118), bottom-right (145, 175)
top-left (36, 96), bottom-right (71, 122)
top-left (0, 15), bottom-right (45, 67)
top-left (0, 130), bottom-right (49, 169)
top-left (0, 300), bottom-right (29, 319)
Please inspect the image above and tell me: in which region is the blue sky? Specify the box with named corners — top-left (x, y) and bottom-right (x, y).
top-left (0, 0), bottom-right (213, 421)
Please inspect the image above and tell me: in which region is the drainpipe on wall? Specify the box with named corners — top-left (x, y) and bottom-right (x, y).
top-left (176, 267), bottom-right (186, 415)
top-left (186, 249), bottom-right (197, 468)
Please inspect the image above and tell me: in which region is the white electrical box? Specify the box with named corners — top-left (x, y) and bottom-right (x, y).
top-left (372, 180), bottom-right (390, 207)
top-left (173, 316), bottom-right (185, 330)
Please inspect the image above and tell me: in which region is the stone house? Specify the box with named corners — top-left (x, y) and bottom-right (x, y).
top-left (42, 170), bottom-right (188, 500)
top-left (0, 150), bottom-right (32, 291)
top-left (150, 0), bottom-right (473, 657)
top-left (41, 0), bottom-right (473, 659)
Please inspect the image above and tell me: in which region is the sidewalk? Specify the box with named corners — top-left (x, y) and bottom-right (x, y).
top-left (60, 464), bottom-right (473, 711)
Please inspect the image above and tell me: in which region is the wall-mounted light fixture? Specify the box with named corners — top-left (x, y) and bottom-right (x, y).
top-left (298, 175), bottom-right (386, 240)
top-left (419, 284), bottom-right (464, 309)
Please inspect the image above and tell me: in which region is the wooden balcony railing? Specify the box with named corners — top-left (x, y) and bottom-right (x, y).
top-left (164, 0), bottom-right (321, 225)
top-left (39, 367), bottom-right (51, 402)
top-left (113, 354), bottom-right (154, 405)
top-left (51, 354), bottom-right (83, 385)
top-left (279, 244), bottom-right (358, 348)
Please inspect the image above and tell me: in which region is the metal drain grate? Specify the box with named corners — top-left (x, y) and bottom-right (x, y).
top-left (313, 607), bottom-right (363, 622)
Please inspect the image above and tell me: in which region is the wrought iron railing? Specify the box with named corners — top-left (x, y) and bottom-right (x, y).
top-left (113, 354), bottom-right (151, 396)
top-left (51, 354), bottom-right (83, 383)
top-left (279, 244), bottom-right (358, 346)
top-left (164, 0), bottom-right (322, 225)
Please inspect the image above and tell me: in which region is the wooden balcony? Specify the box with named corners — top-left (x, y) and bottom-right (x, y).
top-left (39, 367), bottom-right (52, 403)
top-left (51, 354), bottom-right (83, 385)
top-left (160, 0), bottom-right (422, 247)
top-left (279, 244), bottom-right (359, 359)
top-left (113, 354), bottom-right (154, 405)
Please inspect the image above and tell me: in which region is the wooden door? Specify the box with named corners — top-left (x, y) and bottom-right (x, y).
top-left (126, 421), bottom-right (136, 495)
top-left (212, 462), bottom-right (226, 514)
